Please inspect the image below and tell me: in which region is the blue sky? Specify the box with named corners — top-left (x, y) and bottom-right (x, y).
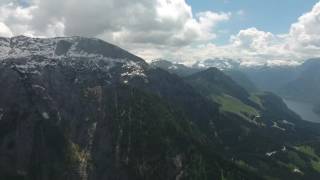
top-left (187, 0), bottom-right (319, 44)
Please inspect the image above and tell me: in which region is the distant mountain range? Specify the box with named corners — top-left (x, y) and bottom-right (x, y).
top-left (151, 58), bottom-right (320, 179)
top-left (280, 59), bottom-right (320, 102)
top-left (192, 58), bottom-right (301, 70)
top-left (150, 59), bottom-right (200, 77)
top-left (192, 58), bottom-right (241, 70)
top-left (240, 58), bottom-right (320, 115)
top-left (151, 59), bottom-right (258, 93)
top-left (1, 36), bottom-right (320, 179)
top-left (152, 58), bottom-right (320, 116)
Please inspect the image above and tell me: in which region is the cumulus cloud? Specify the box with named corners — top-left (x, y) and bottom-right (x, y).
top-left (286, 1), bottom-right (320, 58)
top-left (290, 2), bottom-right (320, 47)
top-left (95, 0), bottom-right (230, 47)
top-left (169, 1), bottom-right (320, 65)
top-left (219, 1), bottom-right (320, 63)
top-left (228, 28), bottom-right (294, 60)
top-left (230, 28), bottom-right (276, 50)
top-left (14, 0), bottom-right (229, 46)
top-left (0, 0), bottom-right (320, 65)
top-left (0, 2), bottom-right (36, 36)
top-left (0, 0), bottom-right (231, 53)
top-left (194, 11), bottom-right (231, 41)
top-left (135, 28), bottom-right (291, 64)
top-left (0, 22), bottom-right (13, 37)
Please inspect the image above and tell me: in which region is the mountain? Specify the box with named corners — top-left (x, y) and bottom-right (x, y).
top-left (185, 67), bottom-right (320, 180)
top-left (276, 59), bottom-right (320, 117)
top-left (184, 67), bottom-right (300, 127)
top-left (151, 59), bottom-right (258, 92)
top-left (281, 59), bottom-right (320, 103)
top-left (1, 36), bottom-right (320, 180)
top-left (224, 70), bottom-right (258, 93)
top-left (190, 58), bottom-right (301, 93)
top-left (240, 66), bottom-right (299, 93)
top-left (192, 58), bottom-right (241, 70)
top-left (184, 67), bottom-right (320, 180)
top-left (0, 36), bottom-right (264, 180)
top-left (150, 59), bottom-right (201, 77)
top-left (215, 58), bottom-right (319, 104)
top-left (185, 68), bottom-right (251, 104)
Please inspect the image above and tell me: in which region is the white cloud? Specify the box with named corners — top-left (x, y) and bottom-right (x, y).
top-left (195, 11), bottom-right (231, 41)
top-left (21, 0), bottom-right (229, 48)
top-left (216, 1), bottom-right (320, 64)
top-left (0, 0), bottom-right (232, 62)
top-left (228, 28), bottom-right (294, 60)
top-left (230, 28), bottom-right (277, 50)
top-left (0, 22), bottom-right (13, 37)
top-left (169, 1), bottom-right (320, 65)
top-left (0, 3), bottom-right (36, 36)
top-left (286, 1), bottom-right (320, 57)
top-left (0, 0), bottom-right (320, 65)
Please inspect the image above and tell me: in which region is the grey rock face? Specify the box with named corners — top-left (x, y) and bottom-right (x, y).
top-left (0, 36), bottom-right (150, 180)
top-left (0, 36), bottom-right (220, 180)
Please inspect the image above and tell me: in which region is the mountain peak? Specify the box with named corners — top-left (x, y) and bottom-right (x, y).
top-left (192, 58), bottom-right (241, 70)
top-left (0, 36), bottom-right (146, 65)
top-left (0, 36), bottom-right (149, 85)
top-left (192, 67), bottom-right (225, 77)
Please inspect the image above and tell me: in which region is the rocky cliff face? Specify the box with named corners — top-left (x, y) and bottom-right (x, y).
top-left (0, 36), bottom-right (231, 180)
top-left (1, 36), bottom-right (320, 180)
top-left (0, 36), bottom-right (177, 179)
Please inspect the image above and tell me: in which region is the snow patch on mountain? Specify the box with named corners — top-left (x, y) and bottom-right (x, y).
top-left (240, 60), bottom-right (301, 68)
top-left (168, 65), bottom-right (178, 70)
top-left (0, 36), bottom-right (147, 81)
top-left (0, 36), bottom-right (116, 60)
top-left (192, 58), bottom-right (302, 70)
top-left (193, 58), bottom-right (241, 70)
top-left (121, 60), bottom-right (146, 78)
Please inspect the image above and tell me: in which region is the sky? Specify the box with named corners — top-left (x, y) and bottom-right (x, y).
top-left (187, 0), bottom-right (319, 44)
top-left (1, 0), bottom-right (320, 65)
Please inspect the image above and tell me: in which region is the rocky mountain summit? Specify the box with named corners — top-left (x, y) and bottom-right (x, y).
top-left (1, 36), bottom-right (320, 180)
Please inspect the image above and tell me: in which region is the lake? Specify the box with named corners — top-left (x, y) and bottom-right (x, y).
top-left (284, 99), bottom-right (320, 123)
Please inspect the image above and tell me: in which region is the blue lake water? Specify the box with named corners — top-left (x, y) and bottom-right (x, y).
top-left (284, 99), bottom-right (320, 123)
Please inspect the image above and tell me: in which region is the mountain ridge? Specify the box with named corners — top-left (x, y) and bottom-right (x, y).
top-left (1, 36), bottom-right (320, 180)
